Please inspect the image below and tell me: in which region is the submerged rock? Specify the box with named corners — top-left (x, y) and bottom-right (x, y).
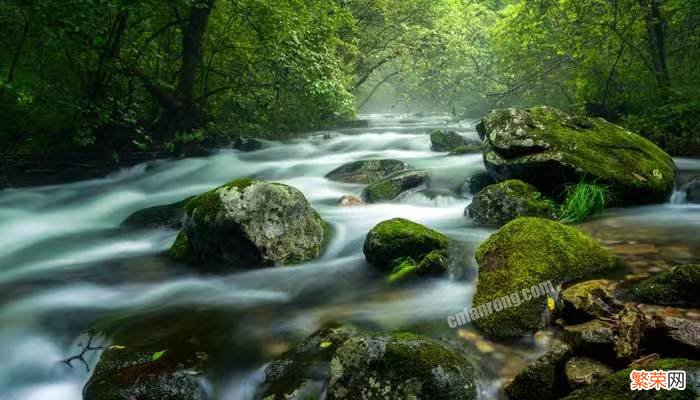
top-left (473, 217), bottom-right (616, 337)
top-left (560, 280), bottom-right (623, 322)
top-left (171, 179), bottom-right (328, 269)
top-left (683, 177), bottom-right (700, 203)
top-left (232, 136), bottom-right (263, 152)
top-left (256, 324), bottom-right (358, 400)
top-left (325, 159), bottom-right (409, 184)
top-left (649, 315), bottom-right (700, 356)
top-left (477, 106), bottom-right (677, 204)
top-left (448, 144), bottom-right (482, 155)
top-left (338, 194), bottom-right (363, 206)
top-left (430, 129), bottom-right (471, 151)
top-left (363, 218), bottom-right (450, 272)
top-left (362, 170), bottom-right (428, 203)
top-left (120, 197), bottom-right (192, 230)
top-left (327, 332), bottom-right (477, 400)
top-left (505, 341), bottom-right (572, 400)
top-left (562, 358), bottom-right (700, 399)
top-left (564, 357), bottom-right (613, 389)
top-left (466, 179), bottom-right (556, 226)
top-left (628, 264), bottom-right (700, 307)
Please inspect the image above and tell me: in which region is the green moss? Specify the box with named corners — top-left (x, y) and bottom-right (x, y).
top-left (363, 179), bottom-right (399, 202)
top-left (364, 218), bottom-right (450, 271)
top-left (448, 145), bottom-right (482, 155)
top-left (169, 231), bottom-right (191, 262)
top-left (563, 358), bottom-right (700, 399)
top-left (387, 257), bottom-right (419, 283)
top-left (468, 179), bottom-right (557, 226)
top-left (430, 129), bottom-right (467, 151)
top-left (628, 264), bottom-right (700, 307)
top-left (473, 217), bottom-right (617, 337)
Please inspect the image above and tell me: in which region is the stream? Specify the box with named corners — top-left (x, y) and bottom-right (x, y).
top-left (1, 114), bottom-right (699, 400)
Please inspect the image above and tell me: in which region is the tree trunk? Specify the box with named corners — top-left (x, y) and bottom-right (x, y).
top-left (639, 0), bottom-right (671, 92)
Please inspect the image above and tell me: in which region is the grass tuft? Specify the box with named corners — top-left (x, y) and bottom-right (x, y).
top-left (558, 182), bottom-right (612, 223)
top-left (387, 256), bottom-right (419, 283)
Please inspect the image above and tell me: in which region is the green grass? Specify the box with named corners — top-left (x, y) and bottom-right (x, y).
top-left (387, 257), bottom-right (419, 283)
top-left (558, 182), bottom-right (612, 223)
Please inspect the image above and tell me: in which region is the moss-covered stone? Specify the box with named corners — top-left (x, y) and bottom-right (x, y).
top-left (362, 170), bottom-right (428, 203)
top-left (171, 178), bottom-right (328, 270)
top-left (478, 106), bottom-right (677, 204)
top-left (120, 197), bottom-right (193, 230)
top-left (462, 171), bottom-right (496, 195)
top-left (505, 341), bottom-right (573, 400)
top-left (325, 159), bottom-right (409, 184)
top-left (363, 218), bottom-right (450, 272)
top-left (564, 357), bottom-right (613, 389)
top-left (327, 332), bottom-right (477, 400)
top-left (561, 279), bottom-right (623, 322)
top-left (387, 249), bottom-right (450, 283)
top-left (473, 217), bottom-right (616, 337)
top-left (628, 264), bottom-right (700, 307)
top-left (448, 144), bottom-right (482, 155)
top-left (466, 179), bottom-right (557, 226)
top-left (563, 358), bottom-right (700, 399)
top-left (430, 129), bottom-right (471, 151)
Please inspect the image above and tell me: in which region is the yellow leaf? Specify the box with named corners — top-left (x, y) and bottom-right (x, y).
top-left (319, 341), bottom-right (332, 349)
top-left (547, 297), bottom-right (556, 311)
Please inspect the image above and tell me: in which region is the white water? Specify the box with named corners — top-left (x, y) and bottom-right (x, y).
top-left (0, 114), bottom-right (699, 400)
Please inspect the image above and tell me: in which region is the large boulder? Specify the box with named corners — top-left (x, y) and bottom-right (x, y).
top-left (363, 218), bottom-right (450, 272)
top-left (473, 217), bottom-right (616, 337)
top-left (562, 358), bottom-right (700, 399)
top-left (477, 106), bottom-right (677, 204)
top-left (430, 129), bottom-right (473, 151)
top-left (466, 179), bottom-right (556, 226)
top-left (505, 341), bottom-right (573, 400)
top-left (170, 179), bottom-right (328, 269)
top-left (325, 159), bottom-right (408, 184)
top-left (362, 170), bottom-right (428, 203)
top-left (327, 332), bottom-right (477, 400)
top-left (628, 264), bottom-right (700, 307)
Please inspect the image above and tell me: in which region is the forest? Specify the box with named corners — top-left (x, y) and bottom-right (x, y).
top-left (0, 1), bottom-right (699, 400)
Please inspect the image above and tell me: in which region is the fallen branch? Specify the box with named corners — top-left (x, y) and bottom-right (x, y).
top-left (61, 330), bottom-right (104, 372)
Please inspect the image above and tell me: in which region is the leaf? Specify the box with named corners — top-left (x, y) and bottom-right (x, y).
top-left (109, 345), bottom-right (126, 350)
top-left (319, 341), bottom-right (332, 349)
top-left (547, 297), bottom-right (556, 311)
top-left (151, 350), bottom-right (167, 361)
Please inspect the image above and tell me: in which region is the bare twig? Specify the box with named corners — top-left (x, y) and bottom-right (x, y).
top-left (60, 330), bottom-right (104, 372)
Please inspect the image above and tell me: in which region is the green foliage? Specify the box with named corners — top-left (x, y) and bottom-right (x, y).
top-left (558, 182), bottom-right (612, 224)
top-left (387, 256), bottom-right (419, 283)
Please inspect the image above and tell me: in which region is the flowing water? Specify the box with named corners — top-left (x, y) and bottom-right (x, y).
top-left (0, 114), bottom-right (699, 400)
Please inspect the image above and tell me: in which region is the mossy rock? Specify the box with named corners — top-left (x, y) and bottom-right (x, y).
top-left (564, 357), bottom-right (613, 389)
top-left (362, 170), bottom-right (428, 203)
top-left (473, 217), bottom-right (617, 337)
top-left (363, 218), bottom-right (450, 272)
top-left (561, 279), bottom-right (623, 322)
top-left (466, 179), bottom-right (557, 226)
top-left (477, 106), bottom-right (677, 204)
top-left (628, 264), bottom-right (700, 307)
top-left (120, 197), bottom-right (193, 230)
top-left (505, 341), bottom-right (573, 400)
top-left (387, 249), bottom-right (450, 283)
top-left (562, 358), bottom-right (700, 399)
top-left (430, 129), bottom-right (470, 151)
top-left (327, 332), bottom-right (477, 400)
top-left (171, 178), bottom-right (328, 270)
top-left (325, 159), bottom-right (408, 184)
top-left (462, 171), bottom-right (496, 195)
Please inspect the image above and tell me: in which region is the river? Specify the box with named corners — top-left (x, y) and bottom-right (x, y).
top-left (1, 114), bottom-right (699, 399)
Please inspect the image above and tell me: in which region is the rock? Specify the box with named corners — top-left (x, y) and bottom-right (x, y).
top-left (327, 332), bottom-right (477, 400)
top-left (505, 341), bottom-right (573, 400)
top-left (171, 179), bottom-right (328, 269)
top-left (466, 180), bottom-right (556, 226)
top-left (462, 171), bottom-right (496, 195)
top-left (562, 358), bottom-right (700, 399)
top-left (473, 217), bottom-right (616, 337)
top-left (430, 129), bottom-right (471, 151)
top-left (336, 119), bottom-right (369, 128)
top-left (561, 280), bottom-right (623, 322)
top-left (564, 357), bottom-right (613, 389)
top-left (339, 194), bottom-right (363, 206)
top-left (448, 144), bottom-right (482, 155)
top-left (325, 159), bottom-right (408, 184)
top-left (477, 106), bottom-right (677, 204)
top-left (649, 315), bottom-right (700, 357)
top-left (83, 347), bottom-right (206, 400)
top-left (563, 305), bottom-right (646, 363)
top-left (628, 264), bottom-right (700, 307)
top-left (683, 177), bottom-right (700, 203)
top-left (232, 136), bottom-right (264, 152)
top-left (120, 198), bottom-right (192, 230)
top-left (362, 170), bottom-right (428, 203)
top-left (256, 323), bottom-right (357, 400)
top-left (363, 218), bottom-right (450, 271)
top-left (387, 249), bottom-right (450, 283)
